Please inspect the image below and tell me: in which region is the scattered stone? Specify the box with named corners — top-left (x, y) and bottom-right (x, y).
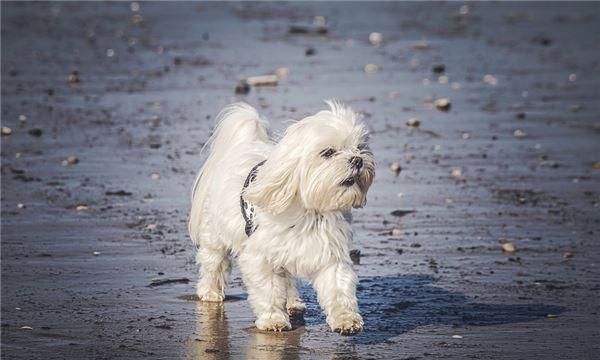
top-left (513, 129), bottom-right (527, 138)
top-left (147, 277), bottom-right (190, 287)
top-left (68, 70), bottom-right (80, 84)
top-left (451, 168), bottom-right (464, 180)
top-left (17, 203), bottom-right (25, 209)
top-left (349, 249), bottom-right (361, 265)
top-left (435, 98), bottom-right (451, 111)
top-left (406, 118), bottom-right (420, 127)
top-left (391, 228), bottom-right (403, 236)
top-left (28, 128), bottom-right (43, 137)
top-left (20, 326), bottom-right (33, 330)
top-left (19, 114), bottom-right (27, 122)
top-left (568, 104), bottom-right (582, 112)
top-left (288, 25), bottom-right (328, 35)
top-left (546, 313), bottom-right (558, 318)
top-left (93, 251), bottom-right (101, 256)
top-left (593, 162), bottom-right (600, 170)
top-left (305, 47), bottom-right (316, 56)
top-left (501, 242), bottom-right (516, 253)
top-left (365, 64), bottom-right (379, 74)
top-left (234, 81), bottom-right (250, 95)
top-left (61, 156), bottom-right (79, 166)
top-left (432, 64), bottom-right (445, 74)
top-left (539, 161), bottom-right (560, 168)
top-left (411, 41), bottom-right (430, 50)
top-left (452, 335), bottom-right (463, 339)
top-left (563, 251), bottom-right (574, 259)
top-left (390, 162), bottom-right (402, 176)
top-left (1, 127), bottom-right (12, 136)
top-left (76, 205), bottom-right (89, 211)
top-left (369, 32), bottom-right (383, 46)
top-left (483, 74), bottom-right (498, 86)
top-left (275, 67), bottom-right (289, 78)
top-left (516, 112), bottom-right (526, 119)
top-left (390, 210), bottom-right (415, 217)
top-left (151, 173), bottom-right (161, 180)
top-left (246, 75), bottom-right (278, 86)
top-left (105, 190), bottom-right (132, 196)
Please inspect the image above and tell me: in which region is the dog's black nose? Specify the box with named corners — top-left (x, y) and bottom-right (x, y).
top-left (350, 156), bottom-right (363, 169)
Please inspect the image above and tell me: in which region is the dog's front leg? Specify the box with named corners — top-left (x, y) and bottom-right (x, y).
top-left (239, 252), bottom-right (291, 332)
top-left (312, 262), bottom-right (363, 335)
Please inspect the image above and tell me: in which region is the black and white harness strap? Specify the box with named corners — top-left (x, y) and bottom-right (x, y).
top-left (240, 160), bottom-right (266, 237)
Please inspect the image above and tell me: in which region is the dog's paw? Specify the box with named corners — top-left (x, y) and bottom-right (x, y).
top-left (330, 312), bottom-right (363, 336)
top-left (256, 311), bottom-right (292, 332)
top-left (197, 290), bottom-right (224, 303)
top-left (286, 300), bottom-right (306, 317)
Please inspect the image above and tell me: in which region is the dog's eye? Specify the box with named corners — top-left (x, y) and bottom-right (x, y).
top-left (320, 148), bottom-right (337, 158)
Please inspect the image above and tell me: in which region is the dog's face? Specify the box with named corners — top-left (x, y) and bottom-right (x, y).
top-left (246, 101), bottom-right (375, 214)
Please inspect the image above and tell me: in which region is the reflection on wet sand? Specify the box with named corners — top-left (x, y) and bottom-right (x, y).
top-left (188, 302), bottom-right (230, 359)
top-left (188, 301), bottom-right (304, 360)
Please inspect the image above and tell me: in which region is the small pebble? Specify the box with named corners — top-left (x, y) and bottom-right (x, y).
top-left (21, 326), bottom-right (33, 330)
top-left (546, 313), bottom-right (558, 318)
top-left (406, 118), bottom-right (420, 127)
top-left (435, 98), bottom-right (451, 111)
top-left (19, 114), bottom-right (27, 121)
top-left (151, 173), bottom-right (161, 180)
top-left (305, 47), bottom-right (316, 56)
top-left (452, 335), bottom-right (463, 339)
top-left (1, 127), bottom-right (12, 136)
top-left (364, 64), bottom-right (379, 74)
top-left (513, 129), bottom-right (527, 138)
top-left (17, 203), bottom-right (25, 209)
top-left (501, 242), bottom-right (516, 253)
top-left (62, 156), bottom-right (79, 166)
top-left (483, 74), bottom-right (498, 86)
top-left (93, 251), bottom-right (101, 256)
top-left (369, 32), bottom-right (383, 46)
top-left (76, 205), bottom-right (89, 211)
top-left (391, 228), bottom-right (403, 236)
top-left (390, 162), bottom-right (402, 176)
top-left (432, 64), bottom-right (445, 74)
top-left (451, 168), bottom-right (464, 180)
top-left (412, 41), bottom-right (430, 50)
top-left (68, 70), bottom-right (80, 84)
top-left (234, 81), bottom-right (250, 95)
top-left (563, 251), bottom-right (574, 259)
top-left (28, 128), bottom-right (43, 137)
top-left (275, 67), bottom-right (289, 78)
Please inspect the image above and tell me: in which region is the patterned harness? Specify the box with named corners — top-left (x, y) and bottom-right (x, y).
top-left (240, 160), bottom-right (266, 236)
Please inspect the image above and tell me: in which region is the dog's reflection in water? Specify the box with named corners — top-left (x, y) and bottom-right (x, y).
top-left (188, 301), bottom-right (302, 360)
top-left (188, 302), bottom-right (230, 359)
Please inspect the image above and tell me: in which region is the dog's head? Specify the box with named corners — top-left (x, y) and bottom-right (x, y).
top-left (246, 100), bottom-right (375, 215)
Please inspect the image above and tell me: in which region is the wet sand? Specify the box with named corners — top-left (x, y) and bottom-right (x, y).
top-left (2, 2), bottom-right (600, 359)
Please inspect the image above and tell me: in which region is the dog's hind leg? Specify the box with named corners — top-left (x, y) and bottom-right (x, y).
top-left (285, 276), bottom-right (306, 317)
top-left (196, 245), bottom-right (231, 302)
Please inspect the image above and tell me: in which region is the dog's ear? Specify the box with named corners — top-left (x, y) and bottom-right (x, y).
top-left (245, 155), bottom-right (299, 215)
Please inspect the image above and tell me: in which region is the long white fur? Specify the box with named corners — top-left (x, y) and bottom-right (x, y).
top-left (188, 100), bottom-right (375, 335)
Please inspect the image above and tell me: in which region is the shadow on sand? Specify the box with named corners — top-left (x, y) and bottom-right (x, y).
top-left (186, 274), bottom-right (563, 358)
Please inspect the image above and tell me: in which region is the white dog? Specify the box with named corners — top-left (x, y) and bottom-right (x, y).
top-left (188, 101), bottom-right (375, 335)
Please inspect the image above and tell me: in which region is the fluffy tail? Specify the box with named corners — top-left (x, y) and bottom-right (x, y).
top-left (188, 103), bottom-right (269, 245)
